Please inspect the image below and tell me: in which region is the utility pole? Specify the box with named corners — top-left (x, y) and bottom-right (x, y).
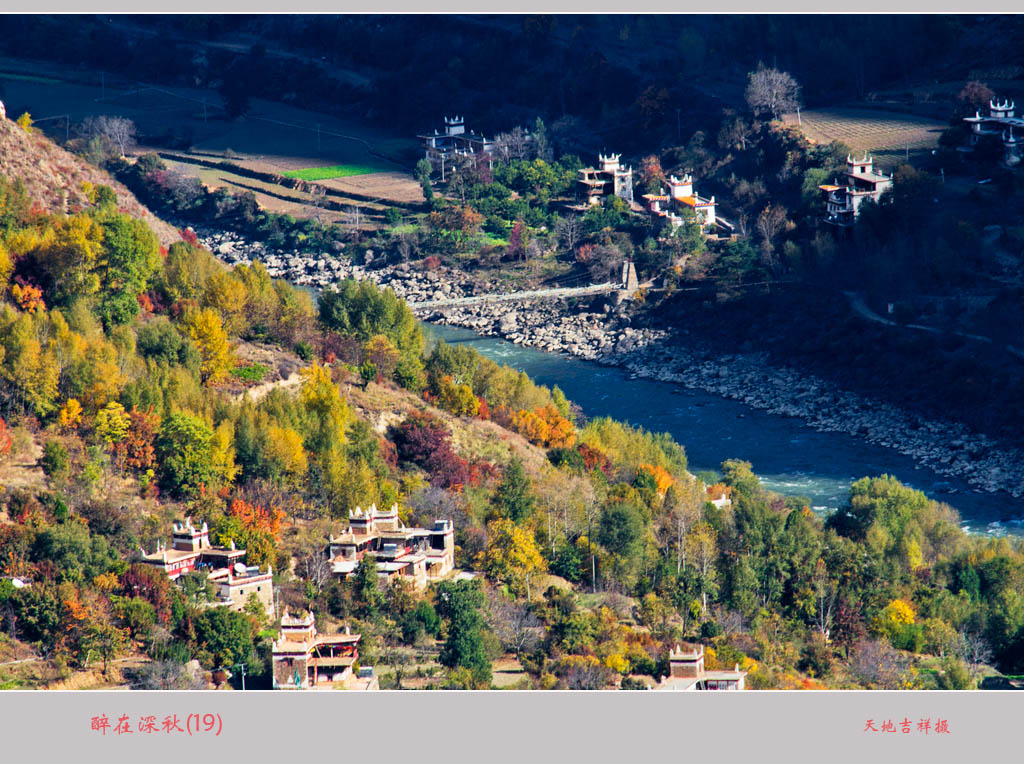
top-left (234, 662), bottom-right (247, 691)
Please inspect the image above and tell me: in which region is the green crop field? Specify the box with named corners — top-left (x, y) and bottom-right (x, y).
top-left (283, 163), bottom-right (386, 181)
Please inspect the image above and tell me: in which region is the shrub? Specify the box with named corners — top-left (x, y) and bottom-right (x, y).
top-left (40, 440), bottom-right (69, 479)
top-left (295, 341), bottom-right (314, 361)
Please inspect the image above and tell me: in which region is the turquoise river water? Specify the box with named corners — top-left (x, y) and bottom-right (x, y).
top-left (423, 322), bottom-right (1024, 537)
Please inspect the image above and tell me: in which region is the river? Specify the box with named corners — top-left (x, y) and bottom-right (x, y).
top-left (423, 322), bottom-right (1024, 537)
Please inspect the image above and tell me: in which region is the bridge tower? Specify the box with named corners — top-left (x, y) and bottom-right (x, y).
top-left (621, 259), bottom-right (639, 293)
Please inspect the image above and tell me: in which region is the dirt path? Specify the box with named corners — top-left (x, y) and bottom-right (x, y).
top-left (234, 371), bottom-right (304, 403)
top-left (844, 290), bottom-right (1024, 360)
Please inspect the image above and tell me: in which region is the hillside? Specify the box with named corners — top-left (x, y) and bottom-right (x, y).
top-left (0, 108), bottom-right (178, 245)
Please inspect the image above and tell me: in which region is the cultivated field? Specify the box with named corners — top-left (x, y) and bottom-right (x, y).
top-left (783, 108), bottom-right (948, 169)
top-left (0, 57), bottom-right (424, 210)
top-left (282, 163), bottom-right (385, 181)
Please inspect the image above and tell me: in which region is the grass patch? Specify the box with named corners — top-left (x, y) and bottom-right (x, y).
top-left (232, 363), bottom-right (270, 383)
top-left (283, 164), bottom-right (385, 181)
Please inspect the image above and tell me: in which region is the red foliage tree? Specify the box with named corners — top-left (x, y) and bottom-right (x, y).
top-left (122, 563), bottom-right (173, 624)
top-left (179, 227), bottom-right (200, 247)
top-left (392, 411), bottom-right (470, 490)
top-left (115, 407), bottom-right (161, 471)
top-left (0, 416), bottom-right (12, 457)
top-left (577, 443), bottom-right (613, 478)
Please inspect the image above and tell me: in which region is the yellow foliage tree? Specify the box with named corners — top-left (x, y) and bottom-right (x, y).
top-left (476, 518), bottom-right (547, 600)
top-left (58, 398), bottom-right (83, 431)
top-left (0, 308), bottom-right (59, 417)
top-left (604, 653), bottom-right (629, 675)
top-left (94, 401), bottom-right (131, 445)
top-left (265, 424), bottom-right (309, 484)
top-left (363, 334), bottom-right (400, 380)
top-left (438, 375), bottom-right (480, 417)
top-left (210, 419), bottom-right (240, 488)
top-left (879, 598), bottom-right (916, 628)
top-left (300, 364), bottom-right (350, 455)
top-left (184, 308), bottom-right (235, 385)
top-left (201, 270), bottom-right (249, 335)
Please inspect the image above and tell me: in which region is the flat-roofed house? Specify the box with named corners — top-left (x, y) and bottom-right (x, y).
top-left (207, 563), bottom-right (274, 615)
top-left (139, 517), bottom-right (271, 616)
top-left (642, 173), bottom-right (734, 236)
top-left (271, 610), bottom-right (371, 690)
top-left (140, 517), bottom-right (246, 581)
top-left (819, 154), bottom-right (893, 228)
top-left (574, 153), bottom-right (635, 209)
top-left (963, 98), bottom-right (1024, 167)
top-left (326, 504), bottom-right (455, 590)
top-left (655, 643), bottom-right (747, 691)
top-left (418, 116), bottom-right (496, 179)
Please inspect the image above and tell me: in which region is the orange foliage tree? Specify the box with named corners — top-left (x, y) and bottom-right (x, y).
top-left (637, 463), bottom-right (674, 496)
top-left (509, 404), bottom-right (576, 449)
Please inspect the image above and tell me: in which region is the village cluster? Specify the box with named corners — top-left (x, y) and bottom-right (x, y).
top-left (136, 489), bottom-right (745, 690)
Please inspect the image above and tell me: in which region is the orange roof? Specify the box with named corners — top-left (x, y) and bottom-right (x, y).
top-left (677, 196), bottom-right (712, 208)
top-left (819, 184), bottom-right (841, 192)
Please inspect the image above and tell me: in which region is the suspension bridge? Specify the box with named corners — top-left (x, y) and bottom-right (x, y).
top-left (407, 260), bottom-right (639, 311)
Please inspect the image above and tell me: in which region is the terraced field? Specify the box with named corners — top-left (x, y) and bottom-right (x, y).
top-left (784, 108), bottom-right (948, 169)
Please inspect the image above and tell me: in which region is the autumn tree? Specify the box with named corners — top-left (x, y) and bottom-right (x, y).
top-left (95, 401), bottom-right (131, 448)
top-left (437, 376), bottom-right (480, 418)
top-left (477, 519), bottom-right (546, 599)
top-left (745, 64), bottom-right (801, 119)
top-left (299, 364), bottom-right (350, 456)
top-left (58, 398), bottom-right (83, 431)
top-left (116, 406), bottom-right (161, 471)
top-left (363, 334), bottom-right (400, 382)
top-left (663, 478), bottom-right (704, 576)
top-left (427, 204), bottom-right (484, 252)
top-left (685, 521), bottom-right (718, 614)
top-left (0, 416), bottom-right (12, 457)
top-left (637, 155), bottom-right (666, 195)
top-left (183, 308), bottom-right (234, 385)
top-left (263, 425), bottom-right (308, 486)
top-left (956, 81), bottom-right (995, 116)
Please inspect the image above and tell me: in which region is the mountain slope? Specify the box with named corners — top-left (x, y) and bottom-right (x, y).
top-left (0, 110), bottom-right (178, 246)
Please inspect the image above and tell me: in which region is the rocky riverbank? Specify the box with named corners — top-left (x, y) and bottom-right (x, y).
top-left (192, 225), bottom-right (1024, 501)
